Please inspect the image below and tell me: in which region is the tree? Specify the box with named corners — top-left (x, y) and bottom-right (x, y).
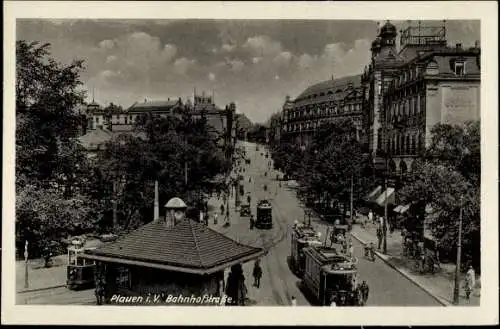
top-left (16, 180), bottom-right (98, 261)
top-left (16, 41), bottom-right (87, 189)
top-left (300, 119), bottom-right (370, 216)
top-left (90, 113), bottom-right (228, 232)
top-left (400, 121), bottom-right (481, 270)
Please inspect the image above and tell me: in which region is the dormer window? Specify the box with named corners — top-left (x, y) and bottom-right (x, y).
top-left (454, 61), bottom-right (466, 75)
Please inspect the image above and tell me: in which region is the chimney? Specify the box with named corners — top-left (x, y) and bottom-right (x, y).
top-left (474, 40), bottom-right (480, 48)
top-left (144, 98), bottom-right (147, 103)
top-left (154, 181), bottom-right (159, 221)
top-left (456, 43), bottom-right (462, 50)
top-left (168, 97), bottom-right (170, 101)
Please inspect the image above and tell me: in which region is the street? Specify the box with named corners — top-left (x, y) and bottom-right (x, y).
top-left (218, 141), bottom-right (442, 306)
top-left (18, 140), bottom-right (440, 306)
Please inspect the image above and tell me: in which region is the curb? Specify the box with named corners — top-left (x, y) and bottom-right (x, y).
top-left (17, 284), bottom-right (66, 294)
top-left (350, 231), bottom-right (450, 307)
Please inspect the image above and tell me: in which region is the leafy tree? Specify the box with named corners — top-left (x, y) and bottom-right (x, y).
top-left (16, 179), bottom-right (98, 261)
top-left (400, 121), bottom-right (481, 270)
top-left (16, 41), bottom-right (87, 189)
top-left (300, 119), bottom-right (372, 216)
top-left (91, 113), bottom-right (228, 232)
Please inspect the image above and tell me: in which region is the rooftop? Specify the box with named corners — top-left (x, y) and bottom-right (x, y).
top-left (295, 74), bottom-right (362, 101)
top-left (83, 219), bottom-right (265, 275)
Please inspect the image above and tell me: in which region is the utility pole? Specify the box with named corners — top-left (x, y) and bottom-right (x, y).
top-left (112, 180), bottom-right (117, 232)
top-left (453, 197), bottom-right (464, 305)
top-left (24, 240), bottom-right (29, 288)
top-left (350, 174), bottom-right (354, 226)
top-left (184, 161), bottom-right (188, 186)
top-left (383, 84), bottom-right (388, 254)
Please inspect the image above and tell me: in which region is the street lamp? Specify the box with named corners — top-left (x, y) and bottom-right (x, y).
top-left (453, 198), bottom-right (464, 305)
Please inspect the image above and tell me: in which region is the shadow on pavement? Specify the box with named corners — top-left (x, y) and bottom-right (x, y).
top-left (295, 280), bottom-right (320, 306)
top-left (286, 256), bottom-right (302, 279)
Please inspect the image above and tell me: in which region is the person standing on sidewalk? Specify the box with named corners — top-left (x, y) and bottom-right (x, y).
top-left (368, 210), bottom-right (373, 225)
top-left (291, 296), bottom-right (297, 306)
top-left (376, 225), bottom-right (383, 250)
top-left (465, 265), bottom-right (476, 301)
top-left (214, 212), bottom-right (218, 225)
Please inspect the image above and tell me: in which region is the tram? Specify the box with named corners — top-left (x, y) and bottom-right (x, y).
top-left (66, 238), bottom-right (104, 290)
top-left (290, 222), bottom-right (323, 276)
top-left (302, 246), bottom-right (363, 306)
top-left (255, 199), bottom-right (273, 229)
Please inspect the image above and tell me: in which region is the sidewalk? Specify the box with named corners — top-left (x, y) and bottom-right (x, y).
top-left (16, 255), bottom-right (68, 293)
top-left (350, 222), bottom-right (480, 306)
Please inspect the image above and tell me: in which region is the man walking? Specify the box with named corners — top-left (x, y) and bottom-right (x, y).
top-left (360, 281), bottom-right (369, 305)
top-left (252, 259), bottom-right (262, 288)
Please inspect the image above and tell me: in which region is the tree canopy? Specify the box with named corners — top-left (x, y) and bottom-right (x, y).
top-left (400, 121), bottom-right (480, 269)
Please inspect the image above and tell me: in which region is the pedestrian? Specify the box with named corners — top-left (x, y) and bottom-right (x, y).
top-left (291, 296), bottom-right (297, 306)
top-left (214, 212), bottom-right (218, 225)
top-left (250, 215), bottom-right (255, 230)
top-left (360, 280), bottom-right (369, 305)
top-left (348, 243), bottom-right (354, 258)
top-left (368, 210), bottom-right (373, 225)
top-left (220, 203), bottom-right (225, 215)
top-left (252, 259), bottom-right (262, 288)
top-left (376, 226), bottom-right (383, 250)
top-left (329, 296), bottom-right (337, 307)
top-left (465, 265), bottom-right (476, 301)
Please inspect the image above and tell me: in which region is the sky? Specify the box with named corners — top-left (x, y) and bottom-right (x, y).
top-left (17, 19), bottom-right (480, 123)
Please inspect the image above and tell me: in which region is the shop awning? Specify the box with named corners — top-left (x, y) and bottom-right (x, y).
top-left (375, 187), bottom-right (395, 207)
top-left (400, 204), bottom-right (410, 213)
top-left (365, 185), bottom-right (382, 203)
top-left (394, 204), bottom-right (410, 213)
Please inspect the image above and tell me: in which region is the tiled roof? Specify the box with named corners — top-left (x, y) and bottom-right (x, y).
top-left (295, 74), bottom-right (362, 101)
top-left (84, 219), bottom-right (264, 274)
top-left (128, 100), bottom-right (180, 111)
top-left (78, 128), bottom-right (113, 149)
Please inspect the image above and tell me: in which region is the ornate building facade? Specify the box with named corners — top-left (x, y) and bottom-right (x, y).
top-left (280, 75), bottom-right (364, 148)
top-left (362, 21), bottom-right (481, 176)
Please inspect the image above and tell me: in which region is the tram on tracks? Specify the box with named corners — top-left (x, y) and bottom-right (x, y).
top-left (290, 222), bottom-right (323, 276)
top-left (301, 245), bottom-right (363, 306)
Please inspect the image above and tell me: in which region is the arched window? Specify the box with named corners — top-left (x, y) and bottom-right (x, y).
top-left (405, 135), bottom-right (411, 154)
top-left (411, 135), bottom-right (416, 154)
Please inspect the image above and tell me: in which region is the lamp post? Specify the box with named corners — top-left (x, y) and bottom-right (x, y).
top-left (453, 196), bottom-right (464, 305)
top-left (24, 240), bottom-right (29, 288)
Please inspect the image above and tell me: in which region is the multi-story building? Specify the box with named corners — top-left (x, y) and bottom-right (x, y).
top-left (362, 21), bottom-right (481, 176)
top-left (280, 75), bottom-right (364, 148)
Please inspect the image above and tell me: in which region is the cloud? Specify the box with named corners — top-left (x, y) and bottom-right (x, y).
top-left (106, 55), bottom-right (117, 64)
top-left (229, 59), bottom-right (245, 72)
top-left (222, 43), bottom-right (236, 52)
top-left (252, 57), bottom-right (262, 64)
top-left (298, 53), bottom-right (317, 70)
top-left (174, 57), bottom-right (197, 75)
top-left (99, 39), bottom-right (115, 50)
top-left (243, 35), bottom-right (282, 57)
top-left (208, 72), bottom-right (216, 81)
top-left (273, 51), bottom-right (293, 67)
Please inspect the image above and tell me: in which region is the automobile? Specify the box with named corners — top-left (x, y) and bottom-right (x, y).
top-left (240, 204), bottom-right (251, 217)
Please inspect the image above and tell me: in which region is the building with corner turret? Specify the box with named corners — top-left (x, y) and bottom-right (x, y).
top-left (362, 20), bottom-right (481, 178)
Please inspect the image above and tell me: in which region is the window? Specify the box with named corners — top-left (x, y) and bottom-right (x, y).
top-left (426, 61), bottom-right (439, 75)
top-left (454, 61), bottom-right (465, 75)
top-left (116, 266), bottom-right (132, 289)
top-left (96, 117), bottom-right (100, 124)
top-left (125, 117), bottom-right (128, 124)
